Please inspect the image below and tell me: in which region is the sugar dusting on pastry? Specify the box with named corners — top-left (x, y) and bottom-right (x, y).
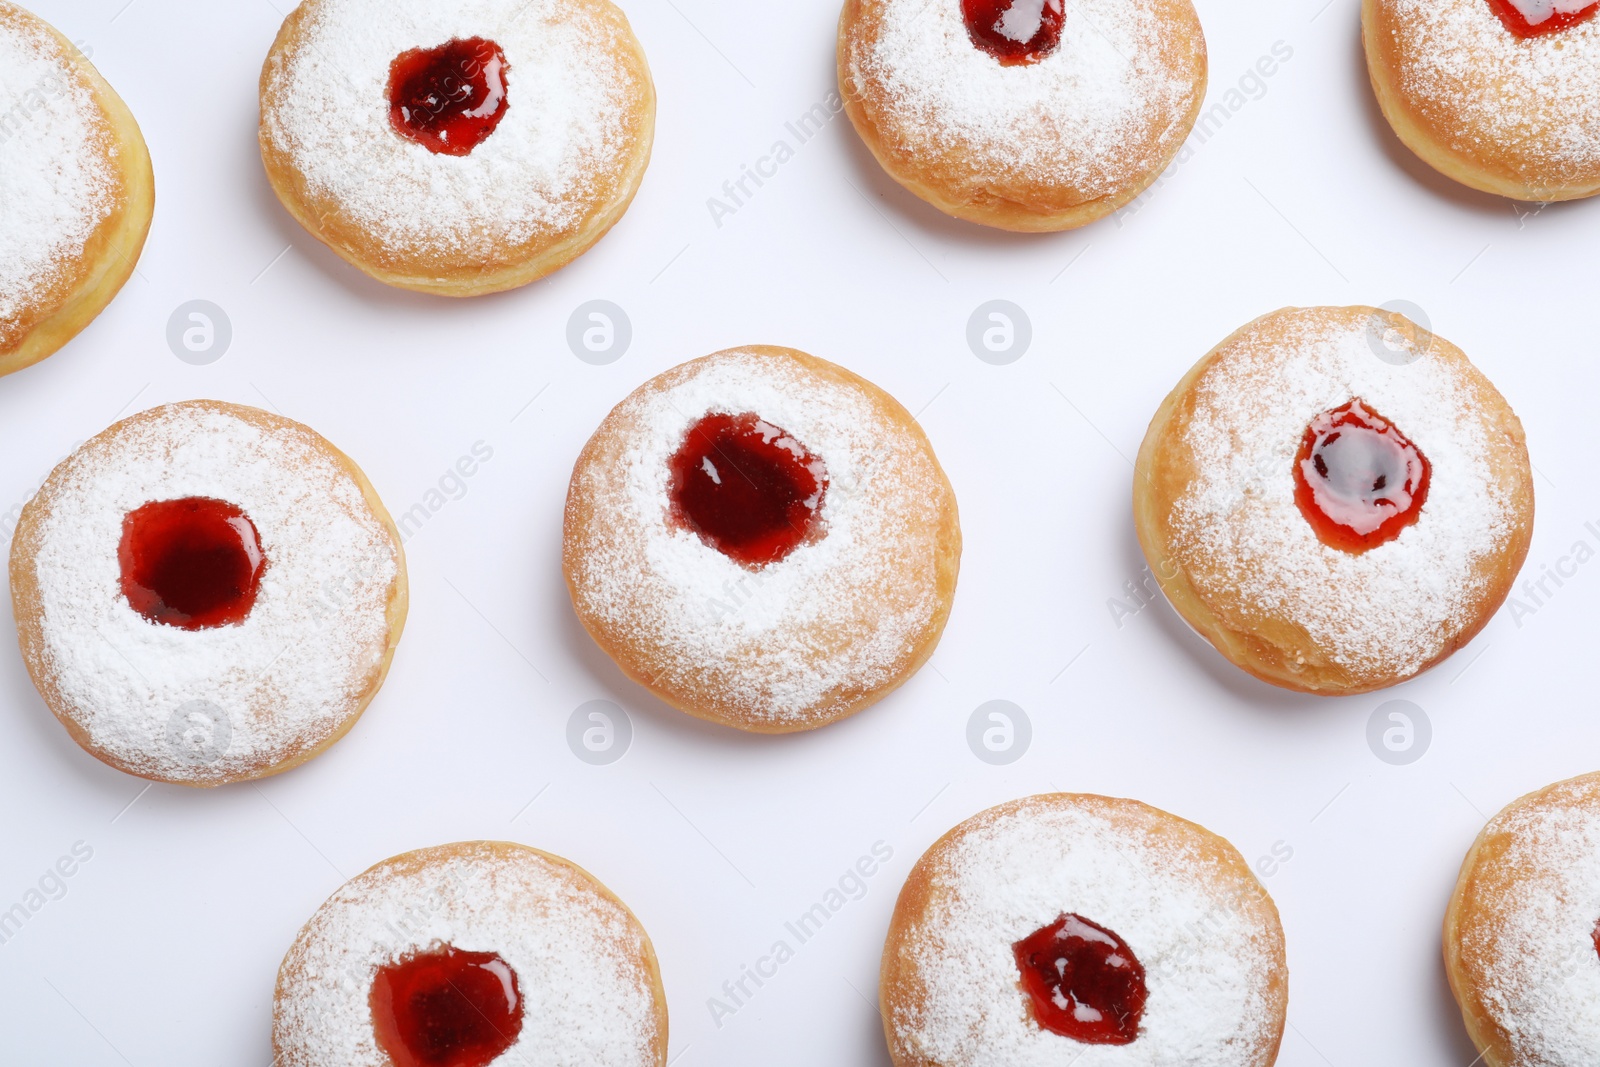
top-left (0, 5), bottom-right (118, 348)
top-left (260, 0), bottom-right (640, 257)
top-left (1455, 775), bottom-right (1600, 1065)
top-left (842, 0), bottom-right (1203, 196)
top-left (1166, 308), bottom-right (1519, 681)
top-left (20, 403), bottom-right (400, 785)
top-left (273, 843), bottom-right (662, 1067)
top-left (565, 349), bottom-right (953, 728)
top-left (890, 796), bottom-right (1282, 1067)
top-left (1380, 0), bottom-right (1600, 185)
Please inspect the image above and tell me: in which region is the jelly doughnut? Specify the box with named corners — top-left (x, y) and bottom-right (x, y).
top-left (273, 841), bottom-right (668, 1067)
top-left (0, 2), bottom-right (154, 377)
top-left (837, 0), bottom-right (1207, 230)
top-left (259, 0), bottom-right (655, 296)
top-left (1446, 771), bottom-right (1600, 1066)
top-left (881, 793), bottom-right (1288, 1066)
top-left (1364, 0), bottom-right (1600, 200)
top-left (563, 346), bottom-right (961, 733)
top-left (1134, 306), bottom-right (1534, 694)
top-left (9, 401), bottom-right (407, 786)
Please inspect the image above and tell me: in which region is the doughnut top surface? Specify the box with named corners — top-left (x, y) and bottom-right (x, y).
top-left (0, 4), bottom-right (120, 352)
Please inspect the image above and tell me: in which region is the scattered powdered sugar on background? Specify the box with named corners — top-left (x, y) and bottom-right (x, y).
top-left (567, 351), bottom-right (950, 726)
top-left (893, 797), bottom-right (1280, 1066)
top-left (0, 8), bottom-right (117, 341)
top-left (26, 403), bottom-right (399, 784)
top-left (261, 0), bottom-right (639, 256)
top-left (845, 0), bottom-right (1201, 194)
top-left (1168, 310), bottom-right (1516, 679)
top-left (1382, 0), bottom-right (1600, 183)
top-left (1464, 777), bottom-right (1600, 1065)
top-left (274, 843), bottom-right (661, 1067)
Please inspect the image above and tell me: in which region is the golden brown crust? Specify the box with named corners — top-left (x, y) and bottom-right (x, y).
top-left (0, 4), bottom-right (154, 375)
top-left (880, 794), bottom-right (1288, 1067)
top-left (258, 0), bottom-right (655, 297)
top-left (1363, 0), bottom-right (1600, 201)
top-left (837, 0), bottom-right (1207, 231)
top-left (1133, 306), bottom-right (1534, 695)
top-left (272, 841), bottom-right (669, 1067)
top-left (9, 400), bottom-right (408, 786)
top-left (563, 346), bottom-right (961, 733)
top-left (1444, 772), bottom-right (1600, 1067)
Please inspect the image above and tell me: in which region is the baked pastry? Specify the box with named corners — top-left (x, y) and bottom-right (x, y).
top-left (0, 2), bottom-right (154, 377)
top-left (1445, 771), bottom-right (1600, 1066)
top-left (881, 793), bottom-right (1287, 1066)
top-left (837, 0), bottom-right (1207, 230)
top-left (1364, 0), bottom-right (1600, 200)
top-left (274, 840), bottom-right (668, 1067)
top-left (1134, 306), bottom-right (1533, 694)
top-left (259, 0), bottom-right (655, 296)
top-left (9, 400), bottom-right (407, 786)
top-left (563, 346), bottom-right (961, 733)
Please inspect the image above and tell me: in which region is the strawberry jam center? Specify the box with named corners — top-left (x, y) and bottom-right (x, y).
top-left (1487, 0), bottom-right (1600, 36)
top-left (1293, 399), bottom-right (1430, 553)
top-left (118, 497), bottom-right (265, 630)
top-left (667, 412), bottom-right (828, 567)
top-left (370, 947), bottom-right (523, 1067)
top-left (963, 0), bottom-right (1065, 65)
top-left (388, 38), bottom-right (510, 156)
top-left (1014, 914), bottom-right (1147, 1045)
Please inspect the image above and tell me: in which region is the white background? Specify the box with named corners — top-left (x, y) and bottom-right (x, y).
top-left (0, 0), bottom-right (1594, 1063)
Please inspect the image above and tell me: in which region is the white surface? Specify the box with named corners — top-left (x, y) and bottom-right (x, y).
top-left (0, 1), bottom-right (1593, 1064)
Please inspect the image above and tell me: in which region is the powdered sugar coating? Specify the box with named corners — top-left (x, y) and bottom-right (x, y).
top-left (0, 4), bottom-right (118, 347)
top-left (888, 796), bottom-right (1283, 1066)
top-left (1376, 0), bottom-right (1600, 186)
top-left (565, 349), bottom-right (956, 729)
top-left (18, 402), bottom-right (401, 785)
top-left (273, 842), bottom-right (664, 1067)
top-left (1166, 308), bottom-right (1520, 680)
top-left (1456, 775), bottom-right (1600, 1065)
top-left (260, 0), bottom-right (642, 257)
top-left (842, 0), bottom-right (1204, 196)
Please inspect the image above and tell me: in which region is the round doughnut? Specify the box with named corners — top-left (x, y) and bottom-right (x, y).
top-left (273, 840), bottom-right (668, 1067)
top-left (259, 0), bottom-right (655, 296)
top-left (562, 345), bottom-right (961, 733)
top-left (0, 2), bottom-right (154, 377)
top-left (881, 793), bottom-right (1287, 1066)
top-left (837, 0), bottom-right (1207, 231)
top-left (1133, 306), bottom-right (1534, 695)
top-left (1445, 771), bottom-right (1600, 1066)
top-left (1363, 0), bottom-right (1600, 200)
top-left (9, 400), bottom-right (407, 786)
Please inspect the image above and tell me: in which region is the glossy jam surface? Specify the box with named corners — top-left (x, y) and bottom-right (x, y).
top-left (1486, 0), bottom-right (1600, 37)
top-left (1293, 398), bottom-right (1431, 554)
top-left (118, 498), bottom-right (265, 630)
top-left (388, 38), bottom-right (510, 156)
top-left (962, 0), bottom-right (1065, 65)
top-left (667, 412), bottom-right (828, 567)
top-left (1013, 914), bottom-right (1147, 1045)
top-left (370, 947), bottom-right (523, 1067)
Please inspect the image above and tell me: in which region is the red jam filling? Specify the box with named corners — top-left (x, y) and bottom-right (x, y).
top-left (962, 0), bottom-right (1065, 65)
top-left (370, 947), bottom-right (523, 1067)
top-left (1486, 0), bottom-right (1599, 37)
top-left (1293, 399), bottom-right (1430, 554)
top-left (1013, 914), bottom-right (1147, 1045)
top-left (667, 412), bottom-right (828, 567)
top-left (118, 498), bottom-right (265, 630)
top-left (388, 38), bottom-right (510, 156)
